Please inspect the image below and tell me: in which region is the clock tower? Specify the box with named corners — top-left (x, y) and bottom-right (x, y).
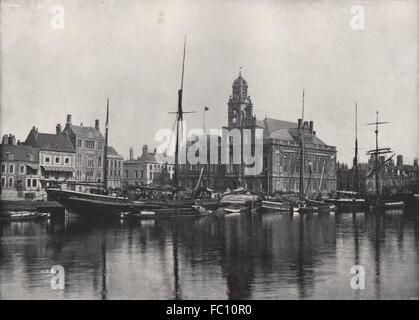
top-left (227, 71), bottom-right (255, 128)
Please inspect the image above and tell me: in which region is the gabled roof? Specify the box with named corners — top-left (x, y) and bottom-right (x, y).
top-left (0, 144), bottom-right (38, 162)
top-left (65, 124), bottom-right (103, 139)
top-left (36, 133), bottom-right (75, 152)
top-left (257, 117), bottom-right (328, 146)
top-left (139, 152), bottom-right (157, 162)
top-left (24, 128), bottom-right (75, 152)
top-left (256, 118), bottom-right (297, 132)
top-left (106, 146), bottom-right (122, 157)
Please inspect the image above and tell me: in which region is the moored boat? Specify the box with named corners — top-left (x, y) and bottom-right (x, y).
top-left (0, 210), bottom-right (50, 222)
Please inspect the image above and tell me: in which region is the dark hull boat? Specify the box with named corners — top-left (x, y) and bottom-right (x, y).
top-left (121, 205), bottom-right (208, 220)
top-left (262, 199), bottom-right (291, 212)
top-left (306, 199), bottom-right (336, 212)
top-left (324, 197), bottom-right (368, 212)
top-left (0, 210), bottom-right (50, 222)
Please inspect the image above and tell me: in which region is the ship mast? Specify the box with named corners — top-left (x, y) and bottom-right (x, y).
top-left (366, 110), bottom-right (390, 205)
top-left (299, 89), bottom-right (305, 203)
top-left (354, 103), bottom-right (359, 194)
top-left (174, 36), bottom-right (187, 189)
top-left (103, 98), bottom-right (109, 192)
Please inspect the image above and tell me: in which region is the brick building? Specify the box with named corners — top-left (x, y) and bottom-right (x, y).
top-left (106, 146), bottom-right (124, 189)
top-left (178, 72), bottom-right (337, 196)
top-left (24, 126), bottom-right (76, 188)
top-left (337, 155), bottom-right (419, 195)
top-left (62, 114), bottom-right (105, 185)
top-left (123, 145), bottom-right (174, 187)
top-left (1, 134), bottom-right (40, 193)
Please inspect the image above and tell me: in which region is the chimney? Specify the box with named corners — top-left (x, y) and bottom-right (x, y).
top-left (129, 147), bottom-right (134, 160)
top-left (142, 145), bottom-right (148, 156)
top-left (309, 121), bottom-right (314, 134)
top-left (56, 123), bottom-right (62, 135)
top-left (17, 139), bottom-right (21, 145)
top-left (414, 159), bottom-right (418, 167)
top-left (2, 134), bottom-right (8, 144)
top-left (298, 119), bottom-right (302, 130)
top-left (95, 119), bottom-right (100, 130)
top-left (66, 114), bottom-right (72, 125)
top-left (8, 134), bottom-right (16, 145)
top-left (396, 155), bottom-right (403, 166)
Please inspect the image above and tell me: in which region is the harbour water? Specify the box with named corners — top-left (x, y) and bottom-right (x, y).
top-left (1, 209), bottom-right (418, 300)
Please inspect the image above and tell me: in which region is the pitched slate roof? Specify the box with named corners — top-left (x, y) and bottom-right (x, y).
top-left (66, 124), bottom-right (103, 139)
top-left (36, 133), bottom-right (75, 152)
top-left (0, 144), bottom-right (38, 162)
top-left (24, 128), bottom-right (75, 152)
top-left (257, 117), bottom-right (328, 146)
top-left (106, 146), bottom-right (122, 157)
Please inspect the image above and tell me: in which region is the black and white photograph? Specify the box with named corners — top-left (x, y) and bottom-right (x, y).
top-left (0, 0), bottom-right (418, 303)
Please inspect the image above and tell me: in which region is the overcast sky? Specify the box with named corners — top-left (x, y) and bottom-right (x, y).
top-left (1, 0), bottom-right (418, 165)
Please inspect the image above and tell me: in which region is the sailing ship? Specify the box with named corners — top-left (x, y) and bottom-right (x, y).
top-left (365, 111), bottom-right (404, 211)
top-left (48, 38), bottom-right (208, 218)
top-left (324, 103), bottom-right (368, 212)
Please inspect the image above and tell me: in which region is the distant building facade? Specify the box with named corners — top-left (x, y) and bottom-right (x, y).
top-left (62, 114), bottom-right (105, 184)
top-left (1, 134), bottom-right (40, 192)
top-left (123, 145), bottom-right (174, 187)
top-left (178, 73), bottom-right (337, 195)
top-left (106, 146), bottom-right (124, 189)
top-left (337, 155), bottom-right (419, 195)
top-left (24, 126), bottom-right (76, 188)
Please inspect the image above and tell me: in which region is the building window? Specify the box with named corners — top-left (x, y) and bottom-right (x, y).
top-left (77, 139), bottom-right (82, 148)
top-left (27, 179), bottom-right (31, 188)
top-left (125, 170), bottom-right (128, 179)
top-left (87, 159), bottom-right (94, 168)
top-left (85, 140), bottom-right (95, 149)
top-left (20, 165), bottom-right (25, 174)
top-left (1, 177), bottom-right (5, 187)
top-left (98, 156), bottom-right (102, 167)
top-left (55, 157), bottom-right (60, 164)
top-left (9, 165), bottom-right (14, 174)
top-left (45, 156), bottom-right (50, 164)
top-left (32, 179), bottom-right (37, 187)
top-left (8, 177), bottom-right (13, 187)
top-left (140, 170), bottom-right (144, 178)
top-left (1, 164), bottom-right (6, 173)
top-left (64, 157), bottom-right (70, 165)
top-left (135, 170), bottom-right (138, 179)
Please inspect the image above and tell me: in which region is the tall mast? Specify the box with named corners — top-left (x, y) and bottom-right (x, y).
top-left (354, 103), bottom-right (359, 193)
top-left (174, 36), bottom-right (187, 188)
top-left (299, 89), bottom-right (305, 202)
top-left (103, 98), bottom-right (109, 192)
top-left (366, 110), bottom-right (390, 205)
top-left (374, 110), bottom-right (379, 202)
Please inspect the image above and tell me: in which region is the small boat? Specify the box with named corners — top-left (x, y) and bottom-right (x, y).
top-left (224, 206), bottom-right (248, 214)
top-left (383, 201), bottom-right (404, 210)
top-left (121, 205), bottom-right (208, 220)
top-left (296, 205), bottom-right (318, 214)
top-left (0, 210), bottom-right (50, 222)
top-left (306, 199), bottom-right (336, 212)
top-left (261, 200), bottom-right (291, 212)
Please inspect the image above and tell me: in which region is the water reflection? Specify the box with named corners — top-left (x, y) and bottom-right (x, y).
top-left (0, 209), bottom-right (418, 299)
